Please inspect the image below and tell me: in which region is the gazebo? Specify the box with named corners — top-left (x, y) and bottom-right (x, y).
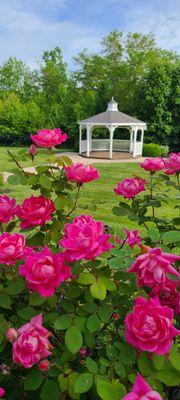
top-left (79, 98), bottom-right (146, 159)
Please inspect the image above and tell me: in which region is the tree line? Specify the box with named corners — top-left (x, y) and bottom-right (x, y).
top-left (0, 31), bottom-right (179, 150)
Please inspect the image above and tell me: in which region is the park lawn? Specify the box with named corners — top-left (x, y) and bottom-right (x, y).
top-left (0, 147), bottom-right (177, 232)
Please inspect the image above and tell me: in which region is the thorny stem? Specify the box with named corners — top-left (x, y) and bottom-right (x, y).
top-left (66, 184), bottom-right (81, 217)
top-left (7, 150), bottom-right (26, 176)
top-left (150, 172), bottom-right (155, 218)
top-left (176, 172), bottom-right (180, 187)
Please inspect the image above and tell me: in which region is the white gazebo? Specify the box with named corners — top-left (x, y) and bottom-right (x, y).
top-left (79, 98), bottom-right (146, 159)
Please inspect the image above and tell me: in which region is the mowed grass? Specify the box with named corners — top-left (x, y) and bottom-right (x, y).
top-left (0, 147), bottom-right (178, 232)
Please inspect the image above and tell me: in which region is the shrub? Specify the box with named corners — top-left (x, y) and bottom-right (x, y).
top-left (0, 132), bottom-right (179, 399)
top-left (161, 145), bottom-right (169, 157)
top-left (143, 143), bottom-right (162, 157)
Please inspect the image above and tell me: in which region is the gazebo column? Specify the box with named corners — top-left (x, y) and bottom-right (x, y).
top-left (133, 127), bottom-right (137, 158)
top-left (79, 125), bottom-right (82, 154)
top-left (109, 125), bottom-right (115, 159)
top-left (130, 129), bottom-right (134, 153)
top-left (140, 128), bottom-right (144, 155)
top-left (86, 125), bottom-right (91, 157)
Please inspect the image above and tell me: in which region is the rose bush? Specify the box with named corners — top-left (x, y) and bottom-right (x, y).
top-left (0, 133), bottom-right (179, 399)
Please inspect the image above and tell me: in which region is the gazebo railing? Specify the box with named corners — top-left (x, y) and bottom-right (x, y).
top-left (80, 139), bottom-right (142, 156)
top-left (135, 142), bottom-right (143, 156)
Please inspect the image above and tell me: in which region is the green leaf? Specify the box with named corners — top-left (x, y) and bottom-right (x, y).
top-left (0, 314), bottom-right (8, 334)
top-left (162, 230), bottom-right (180, 242)
top-left (82, 303), bottom-right (98, 313)
top-left (39, 175), bottom-right (52, 190)
top-left (106, 344), bottom-right (117, 361)
top-left (108, 257), bottom-right (125, 270)
top-left (96, 380), bottom-right (118, 400)
top-left (87, 313), bottom-right (100, 333)
top-left (99, 277), bottom-right (116, 291)
top-left (77, 273), bottom-right (96, 285)
top-left (40, 380), bottom-right (60, 400)
top-left (8, 174), bottom-right (20, 185)
top-left (74, 317), bottom-right (87, 332)
top-left (61, 155), bottom-right (72, 166)
top-left (114, 362), bottom-right (126, 380)
top-left (98, 305), bottom-right (113, 323)
top-left (24, 369), bottom-right (43, 390)
top-left (152, 354), bottom-right (166, 370)
top-left (54, 315), bottom-right (72, 330)
top-left (169, 347), bottom-right (180, 372)
top-left (65, 326), bottom-right (83, 354)
top-left (74, 373), bottom-right (93, 393)
top-left (6, 281), bottom-right (25, 295)
top-left (17, 306), bottom-right (38, 320)
top-left (0, 293), bottom-right (11, 309)
top-left (112, 206), bottom-right (128, 216)
top-left (90, 280), bottom-right (106, 300)
top-left (68, 372), bottom-right (80, 399)
top-left (156, 363), bottom-right (180, 386)
top-left (148, 229), bottom-right (160, 242)
top-left (29, 293), bottom-right (46, 306)
top-left (138, 352), bottom-right (153, 376)
top-left (58, 374), bottom-right (68, 392)
top-left (86, 357), bottom-right (98, 374)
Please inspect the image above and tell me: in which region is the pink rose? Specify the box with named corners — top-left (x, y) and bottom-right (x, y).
top-left (0, 233), bottom-right (25, 265)
top-left (0, 195), bottom-right (18, 224)
top-left (0, 388), bottom-right (5, 398)
top-left (60, 215), bottom-right (112, 261)
top-left (65, 163), bottom-right (99, 185)
top-left (31, 128), bottom-right (67, 148)
top-left (164, 152), bottom-right (180, 175)
top-left (123, 373), bottom-right (162, 400)
top-left (140, 158), bottom-right (165, 172)
top-left (13, 314), bottom-right (52, 369)
top-left (38, 359), bottom-right (51, 371)
top-left (7, 327), bottom-right (18, 342)
top-left (150, 279), bottom-right (180, 316)
top-left (114, 177), bottom-right (146, 199)
top-left (125, 296), bottom-right (180, 354)
top-left (28, 144), bottom-right (37, 156)
top-left (19, 247), bottom-right (72, 298)
top-left (128, 247), bottom-right (180, 288)
top-left (17, 195), bottom-right (55, 229)
top-left (115, 229), bottom-right (142, 249)
top-left (79, 348), bottom-right (88, 357)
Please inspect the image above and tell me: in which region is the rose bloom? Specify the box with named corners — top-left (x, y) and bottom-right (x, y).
top-left (0, 195), bottom-right (18, 224)
top-left (65, 162), bottom-right (99, 185)
top-left (125, 296), bottom-right (180, 355)
top-left (60, 215), bottom-right (112, 261)
top-left (0, 233), bottom-right (25, 265)
top-left (13, 314), bottom-right (52, 369)
top-left (128, 247), bottom-right (180, 288)
top-left (123, 373), bottom-right (162, 400)
top-left (28, 144), bottom-right (37, 156)
top-left (164, 152), bottom-right (180, 175)
top-left (0, 388), bottom-right (5, 398)
top-left (116, 229), bottom-right (142, 249)
top-left (17, 195), bottom-right (55, 229)
top-left (7, 327), bottom-right (18, 342)
top-left (19, 247), bottom-right (72, 298)
top-left (31, 128), bottom-right (67, 148)
top-left (140, 157), bottom-right (165, 172)
top-left (38, 359), bottom-right (51, 371)
top-left (114, 177), bottom-right (146, 199)
top-left (150, 279), bottom-right (180, 316)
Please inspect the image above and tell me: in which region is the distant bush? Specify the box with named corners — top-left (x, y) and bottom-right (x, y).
top-left (161, 145), bottom-right (169, 157)
top-left (143, 143), bottom-right (162, 157)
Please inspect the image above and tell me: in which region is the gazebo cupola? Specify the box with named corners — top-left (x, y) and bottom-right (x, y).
top-left (79, 98), bottom-right (147, 159)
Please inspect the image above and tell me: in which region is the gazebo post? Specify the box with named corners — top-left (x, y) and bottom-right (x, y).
top-left (109, 125), bottom-right (114, 159)
top-left (141, 128), bottom-right (144, 154)
top-left (86, 125), bottom-right (91, 157)
top-left (79, 125), bottom-right (82, 154)
top-left (130, 128), bottom-right (133, 153)
top-left (133, 127), bottom-right (137, 158)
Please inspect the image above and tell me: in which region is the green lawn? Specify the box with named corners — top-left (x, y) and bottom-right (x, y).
top-left (0, 146), bottom-right (178, 233)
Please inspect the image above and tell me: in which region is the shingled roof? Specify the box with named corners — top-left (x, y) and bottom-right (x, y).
top-left (79, 98), bottom-right (146, 126)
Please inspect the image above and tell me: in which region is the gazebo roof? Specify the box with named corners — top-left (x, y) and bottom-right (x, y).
top-left (79, 98), bottom-right (146, 126)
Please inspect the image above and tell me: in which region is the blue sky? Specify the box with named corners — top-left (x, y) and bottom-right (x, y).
top-left (0, 0), bottom-right (179, 70)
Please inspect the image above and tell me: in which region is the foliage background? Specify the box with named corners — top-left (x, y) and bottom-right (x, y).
top-left (0, 31), bottom-right (179, 150)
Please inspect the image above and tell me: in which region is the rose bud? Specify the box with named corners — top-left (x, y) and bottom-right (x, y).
top-left (38, 359), bottom-right (51, 372)
top-left (7, 327), bottom-right (18, 342)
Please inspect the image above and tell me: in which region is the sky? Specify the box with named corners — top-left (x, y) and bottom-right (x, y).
top-left (0, 0), bottom-right (179, 70)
